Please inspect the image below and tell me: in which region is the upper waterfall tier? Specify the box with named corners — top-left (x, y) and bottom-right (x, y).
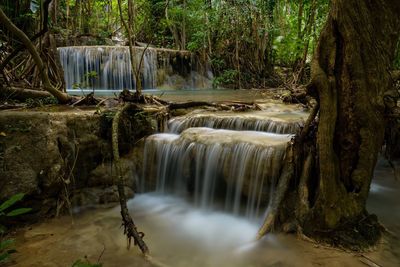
top-left (168, 110), bottom-right (308, 134)
top-left (141, 127), bottom-right (292, 220)
top-left (58, 46), bottom-right (213, 91)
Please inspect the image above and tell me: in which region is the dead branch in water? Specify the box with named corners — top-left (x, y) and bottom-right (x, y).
top-left (112, 103), bottom-right (149, 255)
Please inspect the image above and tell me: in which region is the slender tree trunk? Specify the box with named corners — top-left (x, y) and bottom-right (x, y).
top-left (165, 5), bottom-right (181, 50)
top-left (66, 0), bottom-right (70, 41)
top-left (181, 0), bottom-right (187, 50)
top-left (297, 0), bottom-right (304, 39)
top-left (117, 0), bottom-right (142, 94)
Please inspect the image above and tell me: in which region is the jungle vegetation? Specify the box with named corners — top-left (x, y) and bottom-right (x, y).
top-left (0, 0), bottom-right (331, 90)
top-left (1, 0), bottom-right (400, 251)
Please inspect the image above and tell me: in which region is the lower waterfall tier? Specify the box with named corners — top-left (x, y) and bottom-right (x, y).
top-left (168, 110), bottom-right (308, 134)
top-left (141, 127), bottom-right (292, 220)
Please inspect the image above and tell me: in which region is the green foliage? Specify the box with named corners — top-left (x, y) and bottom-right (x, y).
top-left (3, 0), bottom-right (331, 88)
top-left (72, 71), bottom-right (99, 90)
top-left (272, 0), bottom-right (329, 66)
top-left (0, 193), bottom-right (25, 213)
top-left (213, 70), bottom-right (238, 88)
top-left (0, 193), bottom-right (31, 263)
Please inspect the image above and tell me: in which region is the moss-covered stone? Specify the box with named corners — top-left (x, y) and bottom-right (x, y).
top-left (0, 106), bottom-right (163, 217)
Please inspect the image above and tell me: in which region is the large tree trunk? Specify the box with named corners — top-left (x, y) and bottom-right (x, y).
top-left (259, 0), bottom-right (400, 249)
top-left (308, 0), bottom-right (400, 231)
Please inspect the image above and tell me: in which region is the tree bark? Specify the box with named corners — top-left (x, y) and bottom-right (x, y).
top-left (258, 0), bottom-right (400, 249)
top-left (307, 0), bottom-right (400, 231)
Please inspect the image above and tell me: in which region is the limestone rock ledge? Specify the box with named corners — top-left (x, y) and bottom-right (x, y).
top-left (0, 106), bottom-right (160, 216)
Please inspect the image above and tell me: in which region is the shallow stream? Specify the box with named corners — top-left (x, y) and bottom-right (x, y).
top-left (12, 90), bottom-right (400, 267)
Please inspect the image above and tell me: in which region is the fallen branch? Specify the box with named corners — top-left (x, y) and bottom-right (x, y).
top-left (112, 103), bottom-right (149, 255)
top-left (257, 144), bottom-right (295, 239)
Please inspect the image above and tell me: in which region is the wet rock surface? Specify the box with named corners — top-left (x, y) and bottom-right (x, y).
top-left (0, 107), bottom-right (160, 216)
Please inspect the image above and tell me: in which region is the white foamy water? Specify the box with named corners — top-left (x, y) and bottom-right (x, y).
top-left (127, 193), bottom-right (259, 249)
top-left (142, 128), bottom-right (292, 220)
top-left (58, 46), bottom-right (213, 91)
top-left (168, 110), bottom-right (307, 134)
top-left (119, 193), bottom-right (303, 267)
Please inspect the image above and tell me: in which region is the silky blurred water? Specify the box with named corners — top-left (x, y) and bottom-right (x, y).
top-left (13, 159), bottom-right (400, 267)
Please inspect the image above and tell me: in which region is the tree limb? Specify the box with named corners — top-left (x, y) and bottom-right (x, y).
top-left (0, 7), bottom-right (70, 103)
top-left (0, 0), bottom-right (53, 72)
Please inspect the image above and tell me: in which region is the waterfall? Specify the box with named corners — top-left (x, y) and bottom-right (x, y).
top-left (168, 111), bottom-right (306, 134)
top-left (58, 46), bottom-right (212, 91)
top-left (141, 127), bottom-right (292, 221)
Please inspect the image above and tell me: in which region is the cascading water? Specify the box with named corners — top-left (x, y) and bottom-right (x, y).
top-left (168, 110), bottom-right (307, 134)
top-left (141, 127), bottom-right (293, 221)
top-left (58, 46), bottom-right (213, 91)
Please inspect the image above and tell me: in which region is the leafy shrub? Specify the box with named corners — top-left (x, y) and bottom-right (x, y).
top-left (0, 193), bottom-right (32, 263)
top-left (212, 69), bottom-right (238, 88)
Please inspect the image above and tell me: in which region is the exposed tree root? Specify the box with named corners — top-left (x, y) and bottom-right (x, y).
top-left (257, 101), bottom-right (318, 240)
top-left (0, 8), bottom-right (70, 103)
top-left (0, 0), bottom-right (53, 72)
top-left (298, 102), bottom-right (319, 143)
top-left (112, 103), bottom-right (149, 255)
top-left (0, 87), bottom-right (52, 100)
top-left (257, 144), bottom-right (295, 239)
top-left (297, 150), bottom-right (314, 220)
top-left (281, 86), bottom-right (309, 105)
